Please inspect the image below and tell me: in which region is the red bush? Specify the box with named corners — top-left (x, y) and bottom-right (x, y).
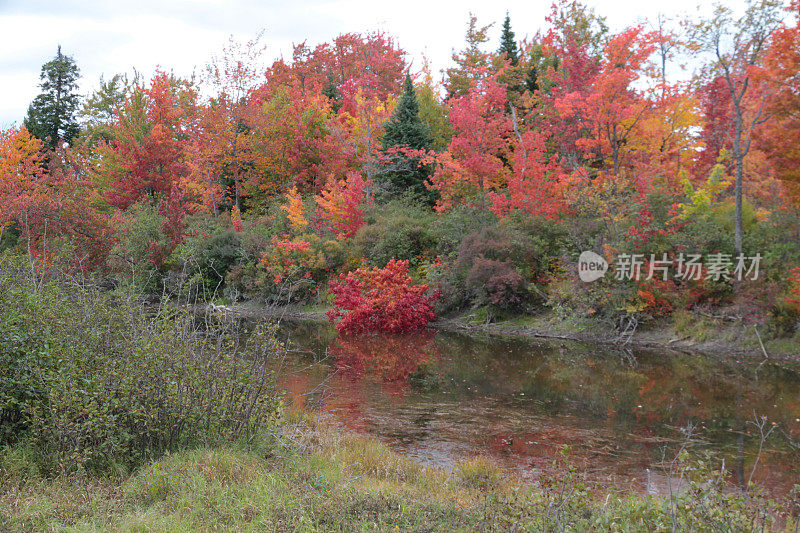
top-left (327, 259), bottom-right (439, 334)
top-left (466, 257), bottom-right (527, 308)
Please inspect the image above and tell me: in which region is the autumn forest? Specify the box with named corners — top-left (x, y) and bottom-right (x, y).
top-left (2, 1), bottom-right (800, 334)
top-left (2, 0), bottom-right (800, 529)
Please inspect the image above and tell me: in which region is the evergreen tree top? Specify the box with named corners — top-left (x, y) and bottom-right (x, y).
top-left (499, 12), bottom-right (519, 65)
top-left (24, 45), bottom-right (82, 149)
top-left (381, 73), bottom-right (432, 151)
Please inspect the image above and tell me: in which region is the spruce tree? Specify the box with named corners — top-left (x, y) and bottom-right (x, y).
top-left (498, 12), bottom-right (519, 65)
top-left (322, 71), bottom-right (341, 113)
top-left (498, 13), bottom-right (526, 104)
top-left (381, 73), bottom-right (434, 201)
top-left (383, 74), bottom-right (432, 151)
top-left (24, 45), bottom-right (81, 150)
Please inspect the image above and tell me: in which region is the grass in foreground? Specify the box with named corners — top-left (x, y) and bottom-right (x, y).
top-left (2, 419), bottom-right (797, 532)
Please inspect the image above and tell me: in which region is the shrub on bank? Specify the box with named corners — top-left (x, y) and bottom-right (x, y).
top-left (0, 262), bottom-right (283, 475)
top-left (439, 221), bottom-right (560, 314)
top-left (327, 259), bottom-right (438, 334)
top-left (354, 213), bottom-right (437, 269)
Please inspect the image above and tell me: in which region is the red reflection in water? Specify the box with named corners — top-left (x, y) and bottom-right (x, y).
top-left (328, 331), bottom-right (439, 400)
top-left (281, 372), bottom-right (314, 410)
top-left (324, 382), bottom-right (371, 433)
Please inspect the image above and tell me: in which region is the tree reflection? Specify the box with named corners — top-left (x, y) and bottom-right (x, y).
top-left (328, 331), bottom-right (439, 398)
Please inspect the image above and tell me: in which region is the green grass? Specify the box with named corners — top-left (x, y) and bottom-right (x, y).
top-left (453, 456), bottom-right (503, 491)
top-left (1, 421), bottom-right (796, 531)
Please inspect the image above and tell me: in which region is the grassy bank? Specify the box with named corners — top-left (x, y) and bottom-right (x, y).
top-left (2, 419), bottom-right (797, 532)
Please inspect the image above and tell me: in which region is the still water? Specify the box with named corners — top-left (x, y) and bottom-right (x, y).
top-left (275, 319), bottom-right (800, 496)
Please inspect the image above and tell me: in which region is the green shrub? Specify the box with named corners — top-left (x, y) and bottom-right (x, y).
top-left (0, 222), bottom-right (20, 252)
top-left (107, 200), bottom-right (173, 292)
top-left (439, 221), bottom-right (560, 313)
top-left (354, 203), bottom-right (437, 269)
top-left (170, 220), bottom-right (242, 300)
top-left (430, 205), bottom-right (496, 257)
top-left (0, 264), bottom-right (283, 475)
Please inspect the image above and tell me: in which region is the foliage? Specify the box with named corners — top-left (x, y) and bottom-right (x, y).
top-left (465, 256), bottom-right (528, 311)
top-left (103, 71), bottom-right (193, 212)
top-left (786, 267), bottom-right (800, 313)
top-left (429, 73), bottom-right (509, 212)
top-left (415, 64), bottom-right (452, 152)
top-left (758, 0), bottom-right (800, 194)
top-left (0, 266), bottom-right (282, 474)
top-left (230, 205), bottom-right (242, 232)
top-left (256, 236), bottom-right (319, 298)
top-left (227, 232), bottom-right (348, 303)
top-left (446, 14), bottom-right (493, 98)
top-left (280, 186), bottom-right (308, 230)
top-left (354, 203), bottom-right (437, 269)
top-left (0, 126), bottom-right (51, 234)
top-left (4, 0), bottom-right (800, 335)
top-left (315, 172), bottom-right (369, 239)
top-left (172, 218), bottom-right (242, 298)
top-left (77, 73), bottom-right (132, 148)
top-left (441, 221), bottom-right (563, 313)
top-left (108, 201), bottom-right (174, 288)
top-left (327, 259), bottom-right (438, 333)
top-left (0, 128), bottom-right (112, 271)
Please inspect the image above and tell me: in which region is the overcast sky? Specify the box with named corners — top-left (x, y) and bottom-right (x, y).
top-left (0, 0), bottom-right (744, 127)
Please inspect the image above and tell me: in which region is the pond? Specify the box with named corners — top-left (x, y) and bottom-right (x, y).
top-left (274, 319), bottom-right (800, 496)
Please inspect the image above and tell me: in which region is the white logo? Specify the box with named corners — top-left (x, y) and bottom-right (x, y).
top-left (578, 251), bottom-right (608, 282)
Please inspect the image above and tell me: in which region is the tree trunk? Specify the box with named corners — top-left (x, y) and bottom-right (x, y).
top-left (734, 110), bottom-right (744, 256)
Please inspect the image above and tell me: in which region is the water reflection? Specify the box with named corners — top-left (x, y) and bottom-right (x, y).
top-left (276, 320), bottom-right (800, 496)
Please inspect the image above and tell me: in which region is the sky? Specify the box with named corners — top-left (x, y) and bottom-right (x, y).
top-left (0, 0), bottom-right (745, 127)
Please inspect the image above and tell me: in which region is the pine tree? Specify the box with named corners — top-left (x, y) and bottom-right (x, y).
top-left (322, 71), bottom-right (341, 113)
top-left (383, 74), bottom-right (432, 151)
top-left (496, 13), bottom-right (527, 105)
top-left (498, 12), bottom-right (519, 65)
top-left (380, 73), bottom-right (434, 201)
top-left (24, 46), bottom-right (81, 150)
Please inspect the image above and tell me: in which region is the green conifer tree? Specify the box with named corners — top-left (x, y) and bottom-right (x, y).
top-left (24, 45), bottom-right (81, 150)
top-left (322, 71), bottom-right (341, 113)
top-left (380, 73), bottom-right (434, 201)
top-left (498, 12), bottom-right (519, 65)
